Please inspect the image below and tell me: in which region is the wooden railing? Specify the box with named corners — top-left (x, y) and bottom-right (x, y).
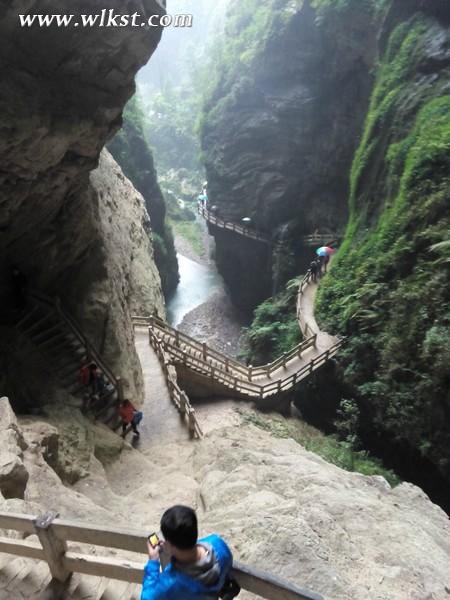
top-left (198, 205), bottom-right (270, 243)
top-left (137, 316), bottom-right (340, 401)
top-left (28, 290), bottom-right (124, 403)
top-left (132, 317), bottom-right (202, 439)
top-left (199, 205), bottom-right (338, 247)
top-left (146, 314), bottom-right (318, 381)
top-left (0, 511), bottom-right (323, 600)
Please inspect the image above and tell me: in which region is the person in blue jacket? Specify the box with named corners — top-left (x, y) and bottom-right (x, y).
top-left (141, 505), bottom-right (235, 600)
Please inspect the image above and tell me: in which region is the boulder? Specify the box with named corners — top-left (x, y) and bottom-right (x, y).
top-left (0, 398), bottom-right (29, 498)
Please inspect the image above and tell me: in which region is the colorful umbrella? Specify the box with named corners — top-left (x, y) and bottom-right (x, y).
top-left (316, 246), bottom-right (336, 257)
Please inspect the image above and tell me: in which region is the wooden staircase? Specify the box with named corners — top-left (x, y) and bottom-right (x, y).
top-left (15, 292), bottom-right (124, 430)
top-left (134, 270), bottom-right (343, 413)
top-left (138, 315), bottom-right (341, 405)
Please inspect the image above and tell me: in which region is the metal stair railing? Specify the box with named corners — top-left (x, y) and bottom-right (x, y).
top-left (27, 290), bottom-right (124, 404)
top-left (0, 510), bottom-right (324, 600)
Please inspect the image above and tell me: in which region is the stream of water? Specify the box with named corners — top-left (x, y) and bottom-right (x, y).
top-left (166, 254), bottom-right (223, 327)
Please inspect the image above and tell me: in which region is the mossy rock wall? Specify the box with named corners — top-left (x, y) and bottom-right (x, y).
top-left (316, 1), bottom-right (450, 483)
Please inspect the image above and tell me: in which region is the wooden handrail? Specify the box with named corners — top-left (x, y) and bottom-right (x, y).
top-left (199, 205), bottom-right (338, 248)
top-left (150, 329), bottom-right (340, 400)
top-left (134, 267), bottom-right (342, 404)
top-left (147, 329), bottom-right (203, 438)
top-left (135, 315), bottom-right (318, 383)
top-left (198, 205), bottom-right (270, 244)
top-left (0, 511), bottom-right (323, 599)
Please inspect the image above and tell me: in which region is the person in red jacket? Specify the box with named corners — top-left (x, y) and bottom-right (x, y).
top-left (119, 399), bottom-right (143, 437)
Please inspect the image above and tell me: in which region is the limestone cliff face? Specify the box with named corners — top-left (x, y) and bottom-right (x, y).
top-left (0, 1), bottom-right (166, 404)
top-left (1, 397), bottom-right (449, 599)
top-left (201, 0), bottom-right (379, 307)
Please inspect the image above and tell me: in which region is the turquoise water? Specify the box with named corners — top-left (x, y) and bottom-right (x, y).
top-left (166, 254), bottom-right (223, 327)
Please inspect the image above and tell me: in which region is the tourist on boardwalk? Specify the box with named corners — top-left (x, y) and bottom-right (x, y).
top-left (141, 505), bottom-right (239, 600)
top-left (119, 399), bottom-right (142, 437)
top-left (323, 253), bottom-right (330, 273)
top-left (310, 260), bottom-right (319, 283)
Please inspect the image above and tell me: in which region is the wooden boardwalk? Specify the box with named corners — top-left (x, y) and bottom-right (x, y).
top-left (199, 205), bottom-right (338, 247)
top-left (134, 270), bottom-right (342, 421)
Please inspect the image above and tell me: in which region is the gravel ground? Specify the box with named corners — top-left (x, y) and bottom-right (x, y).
top-left (178, 289), bottom-right (247, 358)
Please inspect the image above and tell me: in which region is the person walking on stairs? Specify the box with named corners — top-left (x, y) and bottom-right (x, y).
top-left (119, 399), bottom-right (142, 437)
top-left (141, 505), bottom-right (239, 600)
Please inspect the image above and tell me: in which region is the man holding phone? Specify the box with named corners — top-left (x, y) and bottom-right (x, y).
top-left (141, 505), bottom-right (239, 599)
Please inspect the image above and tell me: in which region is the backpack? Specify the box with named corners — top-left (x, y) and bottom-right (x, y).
top-left (219, 576), bottom-right (241, 599)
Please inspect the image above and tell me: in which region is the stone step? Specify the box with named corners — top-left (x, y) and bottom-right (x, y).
top-left (15, 305), bottom-right (40, 329)
top-left (0, 558), bottom-right (142, 600)
top-left (36, 331), bottom-right (68, 350)
top-left (31, 323), bottom-right (63, 344)
top-left (21, 313), bottom-right (55, 337)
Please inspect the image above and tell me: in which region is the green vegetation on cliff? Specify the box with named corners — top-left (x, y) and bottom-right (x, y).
top-left (239, 408), bottom-right (400, 487)
top-left (316, 14), bottom-right (450, 479)
top-left (241, 279), bottom-right (302, 365)
top-left (108, 95), bottom-right (179, 298)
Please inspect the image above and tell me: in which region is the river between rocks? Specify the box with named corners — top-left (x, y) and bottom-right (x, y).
top-left (166, 218), bottom-right (247, 357)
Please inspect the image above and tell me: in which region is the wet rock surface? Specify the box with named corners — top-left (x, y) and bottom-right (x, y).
top-left (200, 1), bottom-right (378, 309)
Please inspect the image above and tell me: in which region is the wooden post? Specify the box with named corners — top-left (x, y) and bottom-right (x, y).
top-left (33, 512), bottom-right (71, 583)
top-left (188, 409), bottom-right (196, 436)
top-left (175, 331), bottom-right (180, 346)
top-left (249, 366), bottom-right (253, 382)
top-left (202, 343), bottom-right (207, 361)
top-left (282, 354), bottom-right (287, 369)
top-left (277, 380), bottom-right (282, 393)
top-left (225, 358), bottom-right (230, 373)
top-left (293, 373), bottom-right (297, 386)
top-left (234, 377), bottom-right (238, 390)
top-left (180, 393), bottom-right (187, 416)
top-left (211, 366), bottom-right (215, 380)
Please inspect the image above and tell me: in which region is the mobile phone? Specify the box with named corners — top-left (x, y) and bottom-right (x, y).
top-left (148, 532), bottom-right (160, 548)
